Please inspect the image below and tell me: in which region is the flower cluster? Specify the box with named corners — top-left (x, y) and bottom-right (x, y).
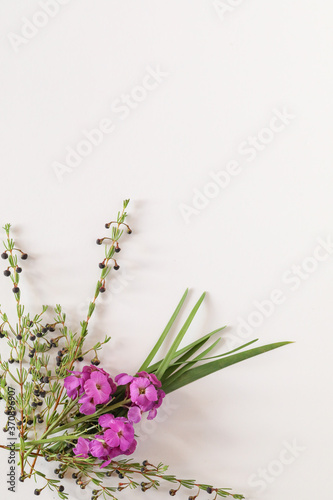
top-left (115, 370), bottom-right (166, 423)
top-left (64, 365), bottom-right (117, 415)
top-left (64, 367), bottom-right (165, 466)
top-left (73, 415), bottom-right (137, 467)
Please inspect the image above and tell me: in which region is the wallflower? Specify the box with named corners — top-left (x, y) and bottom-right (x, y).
top-left (115, 371), bottom-right (165, 422)
top-left (64, 369), bottom-right (90, 399)
top-left (73, 437), bottom-right (90, 458)
top-left (86, 415), bottom-right (137, 467)
top-left (84, 371), bottom-right (112, 404)
top-left (64, 365), bottom-right (117, 415)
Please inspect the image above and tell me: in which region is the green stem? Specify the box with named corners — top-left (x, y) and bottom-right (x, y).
top-left (48, 398), bottom-right (131, 435)
top-left (26, 434), bottom-right (94, 446)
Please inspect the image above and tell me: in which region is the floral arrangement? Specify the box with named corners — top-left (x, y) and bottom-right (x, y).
top-left (0, 200), bottom-right (290, 499)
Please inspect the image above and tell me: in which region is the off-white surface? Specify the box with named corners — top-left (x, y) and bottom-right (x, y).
top-left (1, 1), bottom-right (333, 499)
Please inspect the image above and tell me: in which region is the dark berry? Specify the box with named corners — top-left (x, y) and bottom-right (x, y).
top-left (113, 265), bottom-right (119, 270)
top-left (118, 473), bottom-right (124, 479)
top-left (16, 420), bottom-right (22, 426)
top-left (16, 334), bottom-right (22, 341)
top-left (3, 269), bottom-right (10, 276)
top-left (36, 332), bottom-right (42, 338)
top-left (72, 473), bottom-right (78, 479)
top-left (8, 358), bottom-right (14, 364)
top-left (21, 253), bottom-right (28, 260)
top-left (142, 460), bottom-right (149, 466)
top-left (31, 402), bottom-right (37, 408)
top-left (42, 327), bottom-right (48, 334)
top-left (27, 419), bottom-right (33, 425)
top-left (59, 486), bottom-right (64, 492)
top-left (34, 489), bottom-right (40, 496)
top-left (54, 468), bottom-right (60, 475)
top-left (127, 229), bottom-right (132, 234)
top-left (96, 239), bottom-right (102, 245)
top-left (30, 335), bottom-right (36, 341)
top-left (1, 252), bottom-right (8, 259)
top-left (105, 223), bottom-right (110, 229)
top-left (99, 286), bottom-right (106, 293)
top-left (37, 401), bottom-right (43, 406)
top-left (77, 356), bottom-right (83, 362)
top-left (99, 262), bottom-right (105, 269)
top-left (49, 326), bottom-right (55, 332)
top-left (0, 332), bottom-right (5, 338)
top-left (115, 246), bottom-right (121, 253)
top-left (33, 389), bottom-right (40, 396)
top-left (12, 286), bottom-right (20, 294)
top-left (16, 267), bottom-right (22, 273)
top-left (19, 476), bottom-right (25, 482)
top-left (58, 473), bottom-right (65, 479)
top-left (40, 391), bottom-right (46, 398)
top-left (206, 487), bottom-right (213, 494)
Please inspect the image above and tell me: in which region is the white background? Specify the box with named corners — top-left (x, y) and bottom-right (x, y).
top-left (0, 1), bottom-right (333, 499)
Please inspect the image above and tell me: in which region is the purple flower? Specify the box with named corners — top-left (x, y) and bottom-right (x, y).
top-left (78, 394), bottom-right (97, 415)
top-left (64, 365), bottom-right (117, 415)
top-left (90, 436), bottom-right (112, 461)
top-left (104, 419), bottom-right (135, 452)
top-left (115, 371), bottom-right (165, 422)
top-left (73, 414), bottom-right (137, 468)
top-left (64, 370), bottom-right (90, 400)
top-left (130, 377), bottom-right (158, 409)
top-left (84, 371), bottom-right (112, 405)
top-left (88, 415), bottom-right (137, 467)
top-left (73, 437), bottom-right (90, 458)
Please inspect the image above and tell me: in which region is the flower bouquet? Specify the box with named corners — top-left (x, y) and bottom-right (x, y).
top-left (0, 200), bottom-right (291, 499)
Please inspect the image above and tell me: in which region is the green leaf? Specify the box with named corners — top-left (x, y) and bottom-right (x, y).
top-left (162, 341), bottom-right (293, 394)
top-left (155, 292), bottom-right (206, 380)
top-left (162, 337), bottom-right (215, 379)
top-left (162, 337), bottom-right (222, 385)
top-left (138, 289), bottom-right (189, 372)
top-left (147, 326), bottom-right (226, 373)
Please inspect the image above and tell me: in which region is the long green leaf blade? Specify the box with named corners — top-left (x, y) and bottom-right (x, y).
top-left (148, 326), bottom-right (226, 373)
top-left (162, 337), bottom-right (222, 385)
top-left (162, 338), bottom-right (212, 379)
top-left (162, 341), bottom-right (293, 394)
top-left (155, 292), bottom-right (206, 379)
top-left (138, 288), bottom-right (189, 372)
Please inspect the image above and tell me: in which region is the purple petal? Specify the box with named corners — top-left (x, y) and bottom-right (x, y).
top-left (147, 408), bottom-right (157, 420)
top-left (73, 437), bottom-right (90, 458)
top-left (124, 438), bottom-right (137, 456)
top-left (148, 373), bottom-right (162, 388)
top-left (128, 406), bottom-right (142, 423)
top-left (104, 429), bottom-right (120, 448)
top-left (119, 437), bottom-right (131, 452)
top-left (145, 384), bottom-right (158, 402)
top-left (99, 414), bottom-right (115, 428)
top-left (115, 373), bottom-right (133, 385)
